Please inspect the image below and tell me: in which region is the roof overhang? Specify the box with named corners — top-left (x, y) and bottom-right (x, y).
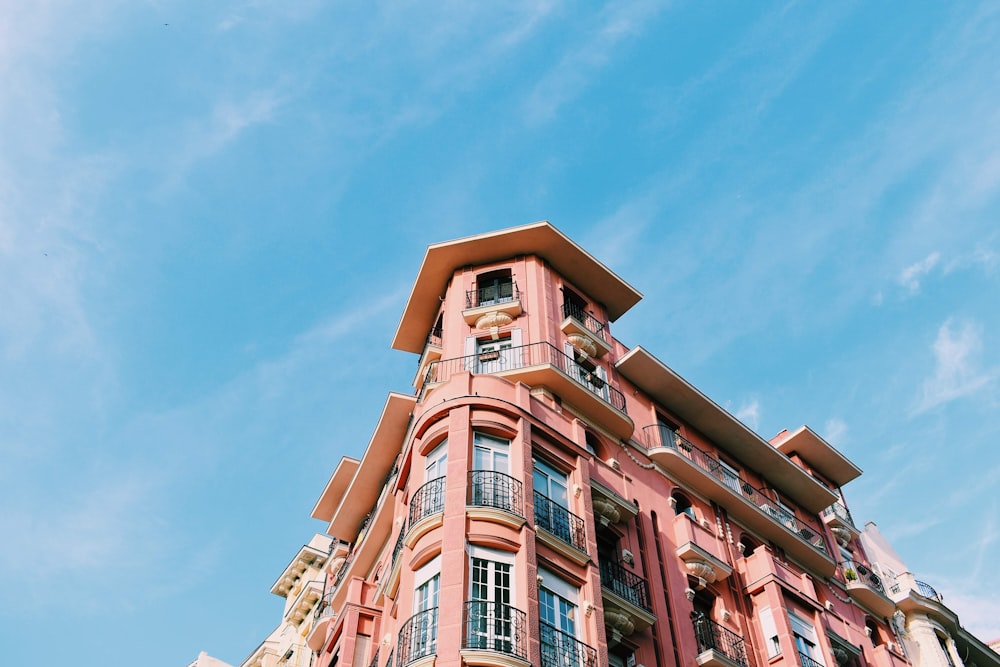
top-left (616, 347), bottom-right (837, 514)
top-left (311, 457), bottom-right (361, 522)
top-left (772, 426), bottom-right (862, 487)
top-left (392, 221), bottom-right (643, 353)
top-left (325, 392), bottom-right (416, 542)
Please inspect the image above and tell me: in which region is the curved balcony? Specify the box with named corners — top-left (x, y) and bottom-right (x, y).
top-left (842, 560), bottom-right (894, 616)
top-left (693, 614), bottom-right (748, 667)
top-left (822, 502), bottom-right (860, 547)
top-left (461, 601), bottom-right (529, 662)
top-left (405, 477), bottom-right (446, 548)
top-left (560, 302), bottom-right (611, 357)
top-left (534, 491), bottom-right (587, 561)
top-left (915, 580), bottom-right (942, 601)
top-left (540, 621), bottom-right (597, 667)
top-left (397, 608), bottom-right (439, 666)
top-left (467, 471), bottom-right (525, 531)
top-left (424, 341), bottom-right (632, 439)
top-left (643, 424), bottom-right (834, 576)
top-left (307, 592), bottom-right (338, 651)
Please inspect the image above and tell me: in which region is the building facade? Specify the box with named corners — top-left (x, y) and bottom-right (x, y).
top-left (236, 222), bottom-right (998, 667)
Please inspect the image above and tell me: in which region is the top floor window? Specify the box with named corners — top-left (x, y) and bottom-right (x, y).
top-left (470, 269), bottom-right (516, 308)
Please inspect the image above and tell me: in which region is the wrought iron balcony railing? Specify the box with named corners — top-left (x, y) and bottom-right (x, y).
top-left (313, 591), bottom-right (337, 621)
top-left (466, 281), bottom-right (520, 308)
top-left (425, 341), bottom-right (627, 413)
top-left (643, 424), bottom-right (828, 555)
top-left (540, 621), bottom-right (597, 667)
top-left (534, 491), bottom-right (587, 553)
top-left (800, 653), bottom-right (824, 667)
top-left (409, 477), bottom-right (446, 527)
top-left (397, 608), bottom-right (439, 665)
top-left (367, 649), bottom-right (380, 667)
top-left (462, 601), bottom-right (528, 660)
top-left (915, 580), bottom-right (942, 600)
top-left (561, 302), bottom-right (609, 343)
top-left (599, 559), bottom-right (652, 612)
top-left (822, 502), bottom-right (856, 529)
top-left (693, 614), bottom-right (748, 667)
top-left (842, 559), bottom-right (885, 594)
top-left (468, 471), bottom-right (524, 518)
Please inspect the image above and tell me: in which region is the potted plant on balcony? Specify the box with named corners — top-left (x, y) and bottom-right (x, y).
top-left (844, 568), bottom-right (858, 582)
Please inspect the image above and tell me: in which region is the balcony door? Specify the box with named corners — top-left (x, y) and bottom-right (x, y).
top-left (468, 548), bottom-right (514, 653)
top-left (477, 337), bottom-right (513, 373)
top-left (534, 459), bottom-right (576, 546)
top-left (538, 570), bottom-right (580, 667)
top-left (411, 558), bottom-right (441, 659)
top-left (472, 433), bottom-right (512, 510)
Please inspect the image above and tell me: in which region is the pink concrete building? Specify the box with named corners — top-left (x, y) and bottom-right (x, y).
top-left (245, 222), bottom-right (995, 667)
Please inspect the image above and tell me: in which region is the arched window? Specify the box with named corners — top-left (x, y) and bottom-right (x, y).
top-left (866, 618), bottom-right (882, 647)
top-left (737, 534), bottom-right (760, 558)
top-left (672, 492), bottom-right (696, 520)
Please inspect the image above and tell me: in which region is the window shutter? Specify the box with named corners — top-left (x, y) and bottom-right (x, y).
top-left (759, 607), bottom-right (780, 658)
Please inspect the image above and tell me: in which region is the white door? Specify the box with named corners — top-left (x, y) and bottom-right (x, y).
top-left (469, 555), bottom-right (514, 652)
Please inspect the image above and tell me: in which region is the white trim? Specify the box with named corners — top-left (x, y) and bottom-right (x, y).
top-left (538, 568), bottom-right (578, 602)
top-left (414, 555), bottom-right (442, 589)
top-left (467, 544), bottom-right (516, 563)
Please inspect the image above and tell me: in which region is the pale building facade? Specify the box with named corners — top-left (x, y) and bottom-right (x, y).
top-left (860, 523), bottom-right (999, 667)
top-left (237, 222), bottom-right (996, 667)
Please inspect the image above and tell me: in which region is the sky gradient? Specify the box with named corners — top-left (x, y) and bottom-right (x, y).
top-left (2, 2), bottom-right (999, 665)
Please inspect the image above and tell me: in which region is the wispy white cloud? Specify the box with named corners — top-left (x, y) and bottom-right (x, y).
top-left (914, 318), bottom-right (997, 413)
top-left (521, 0), bottom-right (665, 125)
top-left (823, 418), bottom-right (848, 446)
top-left (897, 251), bottom-right (941, 294)
top-left (734, 398), bottom-right (761, 431)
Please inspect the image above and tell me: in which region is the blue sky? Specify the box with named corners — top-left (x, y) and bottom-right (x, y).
top-left (2, 1), bottom-right (999, 664)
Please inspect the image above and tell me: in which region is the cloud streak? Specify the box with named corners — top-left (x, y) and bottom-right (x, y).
top-left (914, 318), bottom-right (997, 413)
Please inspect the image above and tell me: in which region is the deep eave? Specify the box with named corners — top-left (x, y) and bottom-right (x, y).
top-left (772, 425), bottom-right (862, 488)
top-left (616, 347), bottom-right (837, 514)
top-left (311, 457), bottom-right (361, 522)
top-left (325, 392), bottom-right (415, 542)
top-left (391, 221), bottom-right (643, 354)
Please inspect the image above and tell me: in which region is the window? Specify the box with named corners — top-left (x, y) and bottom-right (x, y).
top-left (672, 492), bottom-right (696, 520)
top-left (564, 344), bottom-right (609, 398)
top-left (759, 607), bottom-right (780, 658)
top-left (470, 433), bottom-right (516, 513)
top-left (474, 269), bottom-right (515, 307)
top-left (539, 569), bottom-right (581, 667)
top-left (789, 613), bottom-right (823, 666)
top-left (718, 459), bottom-right (742, 495)
top-left (477, 337), bottom-right (514, 373)
top-left (937, 634), bottom-right (955, 667)
top-left (534, 458), bottom-right (585, 551)
top-left (409, 557), bottom-right (441, 660)
top-left (467, 547), bottom-right (515, 654)
top-left (426, 440), bottom-right (448, 481)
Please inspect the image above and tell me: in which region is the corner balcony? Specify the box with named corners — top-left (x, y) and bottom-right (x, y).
top-left (425, 341), bottom-right (632, 439)
top-left (540, 621), bottom-right (597, 667)
top-left (467, 471), bottom-right (526, 531)
top-left (560, 302), bottom-right (612, 358)
top-left (693, 614), bottom-right (749, 667)
top-left (841, 559), bottom-right (894, 617)
top-left (598, 559), bottom-right (656, 638)
top-left (405, 477), bottom-right (446, 548)
top-left (534, 491), bottom-right (588, 565)
top-left (398, 608), bottom-right (438, 667)
top-left (821, 502), bottom-right (859, 547)
top-left (463, 282), bottom-right (523, 326)
top-left (307, 591), bottom-right (338, 651)
top-left (643, 424), bottom-right (834, 577)
top-left (461, 601), bottom-right (530, 667)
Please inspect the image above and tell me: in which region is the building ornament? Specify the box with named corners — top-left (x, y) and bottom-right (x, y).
top-left (474, 311), bottom-right (514, 339)
top-left (592, 496), bottom-right (622, 527)
top-left (567, 333), bottom-right (598, 357)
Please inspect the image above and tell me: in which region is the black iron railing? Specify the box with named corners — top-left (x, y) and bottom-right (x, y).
top-left (425, 341), bottom-right (627, 413)
top-left (390, 524), bottom-right (406, 569)
top-left (643, 424), bottom-right (829, 555)
top-left (409, 477), bottom-right (446, 527)
top-left (534, 491), bottom-right (587, 553)
top-left (599, 559), bottom-right (652, 611)
top-left (367, 649), bottom-right (380, 667)
top-left (468, 471), bottom-right (524, 518)
top-left (462, 601), bottom-right (528, 659)
top-left (693, 614), bottom-right (748, 667)
top-left (397, 608), bottom-right (438, 665)
top-left (822, 502), bottom-right (856, 529)
top-left (916, 580), bottom-right (942, 600)
top-left (540, 621), bottom-right (597, 667)
top-left (313, 591), bottom-right (336, 621)
top-left (427, 326), bottom-right (443, 347)
top-left (800, 652), bottom-right (824, 667)
top-left (466, 281), bottom-right (519, 308)
top-left (561, 302), bottom-right (609, 343)
top-left (384, 651), bottom-right (393, 667)
top-left (842, 559), bottom-right (885, 594)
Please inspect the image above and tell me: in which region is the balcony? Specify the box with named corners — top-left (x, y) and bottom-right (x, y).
top-left (643, 424), bottom-right (835, 577)
top-left (307, 591), bottom-right (338, 651)
top-left (425, 341), bottom-right (632, 438)
top-left (799, 653), bottom-right (823, 667)
top-left (286, 579), bottom-right (324, 625)
top-left (693, 614), bottom-right (748, 667)
top-left (463, 281), bottom-right (523, 326)
top-left (397, 608), bottom-right (439, 666)
top-left (467, 471), bottom-right (526, 530)
top-left (461, 601), bottom-right (529, 664)
top-left (405, 477), bottom-right (446, 548)
top-left (540, 621), bottom-right (597, 667)
top-left (915, 580), bottom-right (943, 601)
top-left (841, 560), bottom-right (894, 617)
top-left (821, 502), bottom-right (859, 547)
top-left (534, 491), bottom-right (588, 562)
top-left (560, 302), bottom-right (611, 358)
top-left (381, 524), bottom-right (407, 601)
top-left (599, 559), bottom-right (656, 637)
